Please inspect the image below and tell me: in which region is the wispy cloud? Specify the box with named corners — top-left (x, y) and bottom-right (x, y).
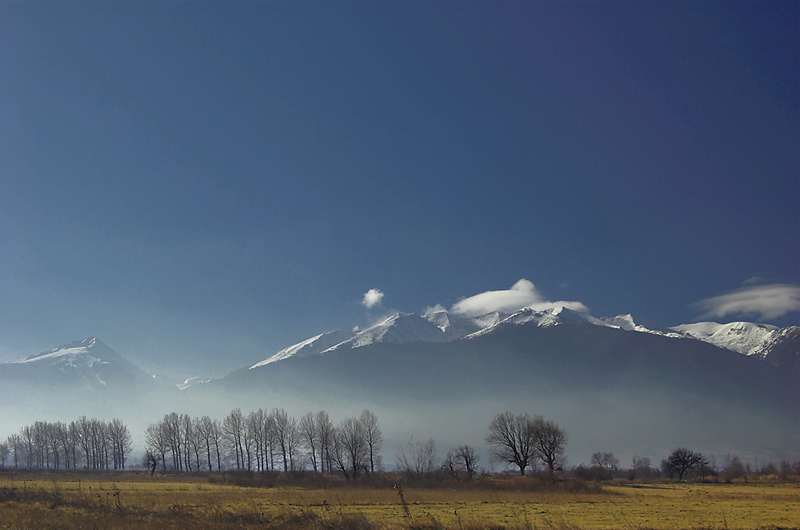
top-left (362, 288), bottom-right (385, 309)
top-left (743, 276), bottom-right (765, 286)
top-left (450, 279), bottom-right (588, 317)
top-left (422, 304), bottom-right (447, 317)
top-left (693, 284), bottom-right (800, 321)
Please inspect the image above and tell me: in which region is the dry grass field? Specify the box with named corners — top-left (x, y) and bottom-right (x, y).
top-left (0, 471), bottom-right (797, 530)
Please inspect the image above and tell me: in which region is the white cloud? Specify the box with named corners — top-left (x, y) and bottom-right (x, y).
top-left (422, 304), bottom-right (447, 317)
top-left (693, 284), bottom-right (800, 321)
top-left (450, 279), bottom-right (588, 317)
top-left (362, 288), bottom-right (385, 309)
top-left (743, 276), bottom-right (765, 286)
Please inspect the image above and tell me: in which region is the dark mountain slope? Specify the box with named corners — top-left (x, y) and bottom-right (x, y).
top-left (204, 320), bottom-right (798, 461)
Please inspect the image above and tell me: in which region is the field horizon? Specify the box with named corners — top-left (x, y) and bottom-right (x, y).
top-left (1, 468), bottom-right (798, 530)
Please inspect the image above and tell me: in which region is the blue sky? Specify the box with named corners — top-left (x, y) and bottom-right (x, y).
top-left (1, 1), bottom-right (798, 378)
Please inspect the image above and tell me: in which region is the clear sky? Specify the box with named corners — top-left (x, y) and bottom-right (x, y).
top-left (1, 1), bottom-right (798, 379)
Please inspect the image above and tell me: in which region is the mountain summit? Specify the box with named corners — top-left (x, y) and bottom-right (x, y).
top-left (672, 321), bottom-right (788, 354)
top-left (0, 337), bottom-right (151, 389)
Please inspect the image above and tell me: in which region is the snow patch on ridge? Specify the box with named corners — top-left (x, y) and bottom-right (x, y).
top-left (250, 327), bottom-right (358, 368)
top-left (672, 321), bottom-right (781, 356)
top-left (324, 313), bottom-right (448, 352)
top-left (424, 310), bottom-right (504, 340)
top-left (463, 307), bottom-right (572, 339)
top-left (599, 314), bottom-right (684, 338)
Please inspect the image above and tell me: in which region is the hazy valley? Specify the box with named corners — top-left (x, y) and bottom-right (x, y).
top-left (2, 307), bottom-right (797, 467)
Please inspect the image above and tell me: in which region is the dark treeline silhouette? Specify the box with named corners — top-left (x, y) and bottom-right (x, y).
top-left (4, 410), bottom-right (799, 484)
top-left (1, 417), bottom-right (131, 471)
top-left (142, 408), bottom-right (382, 479)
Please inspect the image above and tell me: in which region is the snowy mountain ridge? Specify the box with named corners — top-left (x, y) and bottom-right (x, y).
top-left (250, 327), bottom-right (360, 368)
top-left (5, 313), bottom-right (796, 389)
top-left (249, 306), bottom-right (798, 370)
top-left (18, 337), bottom-right (105, 365)
top-left (671, 321), bottom-right (798, 358)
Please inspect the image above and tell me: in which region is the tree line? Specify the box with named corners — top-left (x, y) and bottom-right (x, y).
top-left (3, 410), bottom-right (797, 483)
top-left (142, 408), bottom-right (382, 479)
top-left (0, 417), bottom-right (132, 471)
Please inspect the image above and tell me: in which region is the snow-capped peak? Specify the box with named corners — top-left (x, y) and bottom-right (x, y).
top-left (251, 312), bottom-right (465, 368)
top-left (19, 337), bottom-right (105, 364)
top-left (0, 337), bottom-right (151, 388)
top-left (599, 314), bottom-right (640, 331)
top-left (463, 306), bottom-right (574, 339)
top-left (598, 314), bottom-right (683, 337)
top-left (423, 310), bottom-right (504, 340)
top-left (671, 321), bottom-right (781, 356)
top-left (250, 327), bottom-right (358, 369)
top-left (324, 313), bottom-right (448, 352)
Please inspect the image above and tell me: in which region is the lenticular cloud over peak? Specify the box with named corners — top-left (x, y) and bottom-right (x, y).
top-left (450, 279), bottom-right (589, 317)
top-left (693, 284), bottom-right (800, 321)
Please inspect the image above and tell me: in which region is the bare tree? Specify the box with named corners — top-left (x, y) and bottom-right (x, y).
top-left (68, 422), bottom-right (81, 469)
top-left (332, 416), bottom-right (368, 479)
top-left (247, 409), bottom-right (267, 472)
top-left (663, 448), bottom-right (707, 481)
top-left (590, 451), bottom-right (618, 479)
top-left (242, 412), bottom-right (256, 472)
top-left (209, 417), bottom-right (224, 471)
top-left (486, 412), bottom-right (536, 475)
top-left (7, 434), bottom-right (23, 468)
top-left (223, 408), bottom-right (246, 470)
top-left (316, 411), bottom-right (334, 473)
top-left (55, 422), bottom-right (74, 469)
top-left (299, 412), bottom-right (319, 472)
top-left (271, 408), bottom-right (298, 471)
top-left (0, 442), bottom-right (9, 468)
top-left (181, 414), bottom-right (197, 471)
top-left (264, 411), bottom-right (277, 471)
top-left (145, 421), bottom-right (169, 471)
top-left (142, 450), bottom-right (159, 476)
top-left (20, 425), bottom-right (35, 468)
top-left (162, 412), bottom-right (184, 471)
top-left (31, 421), bottom-right (49, 468)
top-left (396, 437), bottom-right (437, 478)
top-left (443, 445), bottom-right (478, 481)
top-left (631, 455), bottom-right (652, 479)
top-left (722, 454), bottom-right (746, 482)
top-left (532, 416), bottom-right (567, 482)
top-left (443, 449), bottom-right (461, 480)
top-left (46, 422), bottom-right (62, 469)
top-left (84, 418), bottom-right (110, 470)
top-left (359, 409), bottom-right (382, 473)
top-left (186, 416), bottom-right (204, 472)
top-left (196, 416), bottom-right (219, 471)
top-left (108, 418), bottom-right (132, 470)
top-left (591, 452), bottom-right (619, 474)
top-left (456, 445), bottom-right (479, 479)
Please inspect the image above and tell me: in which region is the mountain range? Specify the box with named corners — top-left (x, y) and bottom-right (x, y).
top-left (1, 307), bottom-right (798, 463)
top-left (247, 307), bottom-right (798, 372)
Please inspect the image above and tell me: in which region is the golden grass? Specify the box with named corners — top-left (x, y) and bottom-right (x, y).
top-left (0, 471), bottom-right (797, 530)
